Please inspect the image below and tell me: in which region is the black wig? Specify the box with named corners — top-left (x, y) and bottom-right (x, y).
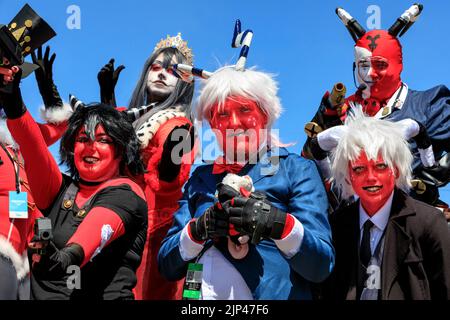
top-left (128, 47), bottom-right (194, 130)
top-left (60, 103), bottom-right (145, 180)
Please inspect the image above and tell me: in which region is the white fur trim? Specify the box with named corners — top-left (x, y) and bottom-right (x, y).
top-left (39, 102), bottom-right (73, 124)
top-left (135, 106), bottom-right (186, 148)
top-left (0, 117), bottom-right (17, 147)
top-left (0, 236), bottom-right (30, 280)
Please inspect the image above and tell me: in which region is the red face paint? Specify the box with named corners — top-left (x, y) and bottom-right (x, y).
top-left (355, 30), bottom-right (403, 103)
top-left (74, 124), bottom-right (121, 182)
top-left (209, 96), bottom-right (268, 162)
top-left (348, 151), bottom-right (396, 216)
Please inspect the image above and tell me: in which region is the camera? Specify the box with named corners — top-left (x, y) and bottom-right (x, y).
top-left (34, 217), bottom-right (53, 241)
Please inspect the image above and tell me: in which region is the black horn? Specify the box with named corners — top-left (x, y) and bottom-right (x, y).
top-left (336, 7), bottom-right (366, 42)
top-left (125, 103), bottom-right (156, 122)
top-left (69, 94), bottom-right (85, 110)
top-left (388, 3), bottom-right (423, 37)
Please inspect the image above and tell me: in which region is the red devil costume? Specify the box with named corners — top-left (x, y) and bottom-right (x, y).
top-left (0, 44), bottom-right (71, 299)
top-left (0, 117), bottom-right (67, 299)
top-left (1, 62), bottom-right (148, 299)
top-left (97, 34), bottom-right (196, 300)
top-left (303, 4), bottom-right (450, 208)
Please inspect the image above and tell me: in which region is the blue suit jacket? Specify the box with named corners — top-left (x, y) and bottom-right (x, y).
top-left (158, 147), bottom-right (335, 300)
top-left (385, 85), bottom-right (450, 170)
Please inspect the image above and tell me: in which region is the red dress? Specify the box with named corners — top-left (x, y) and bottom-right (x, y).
top-left (133, 116), bottom-right (195, 300)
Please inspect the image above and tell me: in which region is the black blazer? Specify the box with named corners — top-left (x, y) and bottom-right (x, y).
top-left (325, 189), bottom-right (450, 300)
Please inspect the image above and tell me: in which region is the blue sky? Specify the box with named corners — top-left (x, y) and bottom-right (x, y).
top-left (1, 0), bottom-right (449, 203)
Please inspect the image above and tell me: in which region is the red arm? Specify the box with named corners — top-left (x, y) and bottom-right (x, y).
top-left (7, 111), bottom-right (63, 210)
top-left (67, 207), bottom-right (125, 267)
top-left (37, 121), bottom-right (68, 146)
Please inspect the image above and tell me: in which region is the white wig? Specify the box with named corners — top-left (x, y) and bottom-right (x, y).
top-left (331, 107), bottom-right (413, 198)
top-left (195, 66), bottom-right (282, 128)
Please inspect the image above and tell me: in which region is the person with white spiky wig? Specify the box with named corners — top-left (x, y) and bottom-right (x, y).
top-left (158, 64), bottom-right (334, 300)
top-left (323, 110), bottom-right (450, 300)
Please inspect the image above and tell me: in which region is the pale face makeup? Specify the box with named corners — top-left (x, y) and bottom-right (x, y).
top-left (146, 53), bottom-right (178, 102)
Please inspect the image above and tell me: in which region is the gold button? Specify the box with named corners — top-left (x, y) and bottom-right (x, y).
top-left (411, 179), bottom-right (426, 194)
top-left (77, 210), bottom-right (87, 218)
top-left (63, 200), bottom-right (73, 209)
top-left (304, 122), bottom-right (323, 138)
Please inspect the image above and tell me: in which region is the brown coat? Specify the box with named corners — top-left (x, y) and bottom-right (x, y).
top-left (325, 189), bottom-right (450, 300)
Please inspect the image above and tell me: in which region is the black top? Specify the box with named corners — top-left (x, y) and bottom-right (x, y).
top-left (30, 175), bottom-right (148, 300)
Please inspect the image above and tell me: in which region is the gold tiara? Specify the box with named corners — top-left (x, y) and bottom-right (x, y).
top-left (153, 33), bottom-right (193, 65)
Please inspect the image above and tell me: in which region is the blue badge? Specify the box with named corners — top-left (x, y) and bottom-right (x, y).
top-left (9, 191), bottom-right (28, 219)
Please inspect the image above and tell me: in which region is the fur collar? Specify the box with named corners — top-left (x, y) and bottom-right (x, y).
top-left (0, 236), bottom-right (29, 280)
top-left (135, 106), bottom-right (187, 148)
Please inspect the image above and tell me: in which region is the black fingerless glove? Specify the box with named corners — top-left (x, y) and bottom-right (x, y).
top-left (189, 203), bottom-right (229, 242)
top-left (227, 192), bottom-right (287, 244)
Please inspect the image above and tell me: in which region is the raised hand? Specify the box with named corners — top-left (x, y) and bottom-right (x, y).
top-left (0, 66), bottom-right (26, 119)
top-left (31, 46), bottom-right (63, 109)
top-left (97, 58), bottom-right (125, 107)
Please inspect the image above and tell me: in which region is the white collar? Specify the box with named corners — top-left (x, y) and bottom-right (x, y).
top-left (373, 83), bottom-right (409, 119)
top-left (359, 191), bottom-right (394, 232)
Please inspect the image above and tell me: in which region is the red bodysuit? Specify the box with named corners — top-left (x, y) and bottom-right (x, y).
top-left (134, 116), bottom-right (195, 300)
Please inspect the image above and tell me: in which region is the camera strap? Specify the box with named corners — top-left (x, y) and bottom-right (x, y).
top-left (61, 182), bottom-right (97, 219)
top-left (1, 143), bottom-right (28, 223)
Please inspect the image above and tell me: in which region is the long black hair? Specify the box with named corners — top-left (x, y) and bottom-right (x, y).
top-left (128, 47), bottom-right (194, 129)
top-left (60, 103), bottom-right (145, 180)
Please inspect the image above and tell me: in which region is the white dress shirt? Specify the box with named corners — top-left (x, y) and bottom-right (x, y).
top-left (359, 191), bottom-right (394, 255)
top-left (179, 216), bottom-right (304, 300)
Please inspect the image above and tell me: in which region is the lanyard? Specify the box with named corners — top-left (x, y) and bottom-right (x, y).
top-left (0, 143), bottom-right (21, 193)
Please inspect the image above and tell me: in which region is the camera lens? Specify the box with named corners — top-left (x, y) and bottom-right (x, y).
top-left (42, 231), bottom-right (50, 240)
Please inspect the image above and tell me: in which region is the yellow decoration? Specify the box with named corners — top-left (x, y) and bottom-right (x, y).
top-left (154, 33), bottom-right (193, 65)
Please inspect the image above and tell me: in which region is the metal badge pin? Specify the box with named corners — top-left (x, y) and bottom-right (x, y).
top-left (63, 199), bottom-right (73, 209)
top-left (77, 209), bottom-right (87, 218)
